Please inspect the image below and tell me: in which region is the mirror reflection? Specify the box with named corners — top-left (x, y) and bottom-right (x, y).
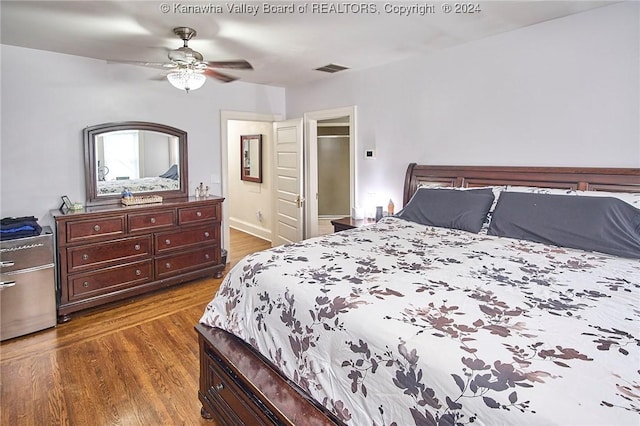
top-left (240, 134), bottom-right (262, 183)
top-left (84, 121), bottom-right (189, 206)
top-left (95, 130), bottom-right (180, 195)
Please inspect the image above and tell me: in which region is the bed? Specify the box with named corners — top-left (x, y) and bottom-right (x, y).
top-left (96, 176), bottom-right (179, 195)
top-left (196, 163), bottom-right (640, 425)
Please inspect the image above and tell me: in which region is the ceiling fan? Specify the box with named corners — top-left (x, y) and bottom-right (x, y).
top-left (111, 27), bottom-right (253, 91)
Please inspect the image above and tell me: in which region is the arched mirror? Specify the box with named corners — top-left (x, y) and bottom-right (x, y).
top-left (84, 121), bottom-right (189, 206)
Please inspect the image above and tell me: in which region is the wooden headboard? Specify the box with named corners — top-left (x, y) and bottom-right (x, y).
top-left (403, 163), bottom-right (640, 206)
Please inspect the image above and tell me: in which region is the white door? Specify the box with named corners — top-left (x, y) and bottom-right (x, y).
top-left (273, 118), bottom-right (304, 246)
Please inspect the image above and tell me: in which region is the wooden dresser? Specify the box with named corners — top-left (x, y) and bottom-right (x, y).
top-left (51, 197), bottom-right (224, 322)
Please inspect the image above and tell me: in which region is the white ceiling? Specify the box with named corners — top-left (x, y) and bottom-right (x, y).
top-left (0, 1), bottom-right (614, 87)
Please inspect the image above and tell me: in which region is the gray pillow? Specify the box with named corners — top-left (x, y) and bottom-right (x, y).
top-left (396, 188), bottom-right (495, 233)
top-left (488, 192), bottom-right (640, 259)
top-left (159, 164), bottom-right (179, 180)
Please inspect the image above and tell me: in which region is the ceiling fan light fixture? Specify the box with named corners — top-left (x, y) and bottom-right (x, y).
top-left (108, 26), bottom-right (251, 85)
top-left (166, 68), bottom-right (206, 92)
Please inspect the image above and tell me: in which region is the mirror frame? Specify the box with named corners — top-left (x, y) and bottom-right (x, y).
top-left (84, 121), bottom-right (189, 206)
top-left (240, 134), bottom-right (263, 183)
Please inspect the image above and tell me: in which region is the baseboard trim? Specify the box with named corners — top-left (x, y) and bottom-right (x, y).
top-left (229, 218), bottom-right (272, 242)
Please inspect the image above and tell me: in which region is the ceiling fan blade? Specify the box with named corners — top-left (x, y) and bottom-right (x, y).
top-left (107, 60), bottom-right (177, 70)
top-left (108, 28), bottom-right (248, 84)
top-left (205, 60), bottom-right (253, 70)
top-left (203, 68), bottom-right (238, 83)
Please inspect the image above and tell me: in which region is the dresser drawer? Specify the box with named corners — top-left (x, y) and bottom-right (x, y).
top-left (155, 246), bottom-right (218, 279)
top-left (155, 225), bottom-right (218, 254)
top-left (66, 236), bottom-right (151, 273)
top-left (178, 205), bottom-right (219, 225)
top-left (66, 216), bottom-right (125, 243)
top-left (68, 260), bottom-right (153, 300)
top-left (128, 210), bottom-right (176, 232)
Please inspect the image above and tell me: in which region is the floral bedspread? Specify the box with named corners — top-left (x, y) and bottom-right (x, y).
top-left (200, 217), bottom-right (640, 425)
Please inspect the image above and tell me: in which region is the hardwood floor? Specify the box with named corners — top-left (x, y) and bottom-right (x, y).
top-left (0, 229), bottom-right (271, 426)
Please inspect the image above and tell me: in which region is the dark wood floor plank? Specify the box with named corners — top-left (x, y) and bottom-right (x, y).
top-left (1, 229), bottom-right (271, 426)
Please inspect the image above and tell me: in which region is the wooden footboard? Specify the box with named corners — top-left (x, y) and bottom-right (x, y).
top-left (196, 324), bottom-right (342, 426)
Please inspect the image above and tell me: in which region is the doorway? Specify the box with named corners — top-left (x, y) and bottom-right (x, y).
top-left (220, 111), bottom-right (282, 257)
top-left (304, 106), bottom-right (357, 238)
top-left (315, 117), bottom-right (351, 235)
top-left (221, 106), bottom-right (355, 253)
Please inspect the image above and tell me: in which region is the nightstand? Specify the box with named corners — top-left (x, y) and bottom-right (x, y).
top-left (330, 217), bottom-right (376, 232)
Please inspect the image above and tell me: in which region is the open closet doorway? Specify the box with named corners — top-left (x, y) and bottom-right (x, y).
top-left (305, 106), bottom-right (356, 238)
top-left (316, 118), bottom-right (351, 234)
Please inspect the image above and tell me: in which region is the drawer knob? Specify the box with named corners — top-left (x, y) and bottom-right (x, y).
top-left (134, 244), bottom-right (141, 251)
top-left (204, 232), bottom-right (210, 238)
top-left (150, 218), bottom-right (156, 224)
top-left (135, 269), bottom-right (141, 276)
top-left (83, 281), bottom-right (89, 288)
top-left (82, 254), bottom-right (89, 261)
top-left (196, 211), bottom-right (202, 217)
top-left (93, 225), bottom-right (101, 232)
top-left (165, 262), bottom-right (171, 269)
top-left (205, 253), bottom-right (210, 260)
top-left (215, 383), bottom-right (224, 391)
top-left (165, 239), bottom-right (171, 245)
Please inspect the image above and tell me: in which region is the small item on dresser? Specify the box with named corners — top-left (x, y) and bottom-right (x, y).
top-left (121, 195), bottom-right (163, 206)
top-left (388, 199), bottom-right (395, 216)
top-left (195, 182), bottom-right (205, 198)
top-left (59, 196), bottom-right (83, 211)
top-left (195, 182), bottom-right (204, 197)
top-left (60, 195), bottom-right (73, 211)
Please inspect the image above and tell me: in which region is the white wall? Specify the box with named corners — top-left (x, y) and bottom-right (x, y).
top-left (286, 2), bottom-right (640, 208)
top-left (0, 45), bottom-right (285, 229)
top-left (2, 3), bottom-right (637, 232)
top-left (227, 120), bottom-right (273, 241)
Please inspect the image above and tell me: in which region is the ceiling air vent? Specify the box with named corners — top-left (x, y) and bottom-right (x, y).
top-left (314, 63), bottom-right (350, 73)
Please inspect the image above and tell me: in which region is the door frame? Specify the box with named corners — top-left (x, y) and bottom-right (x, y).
top-left (220, 110), bottom-right (283, 255)
top-left (304, 106), bottom-right (357, 238)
